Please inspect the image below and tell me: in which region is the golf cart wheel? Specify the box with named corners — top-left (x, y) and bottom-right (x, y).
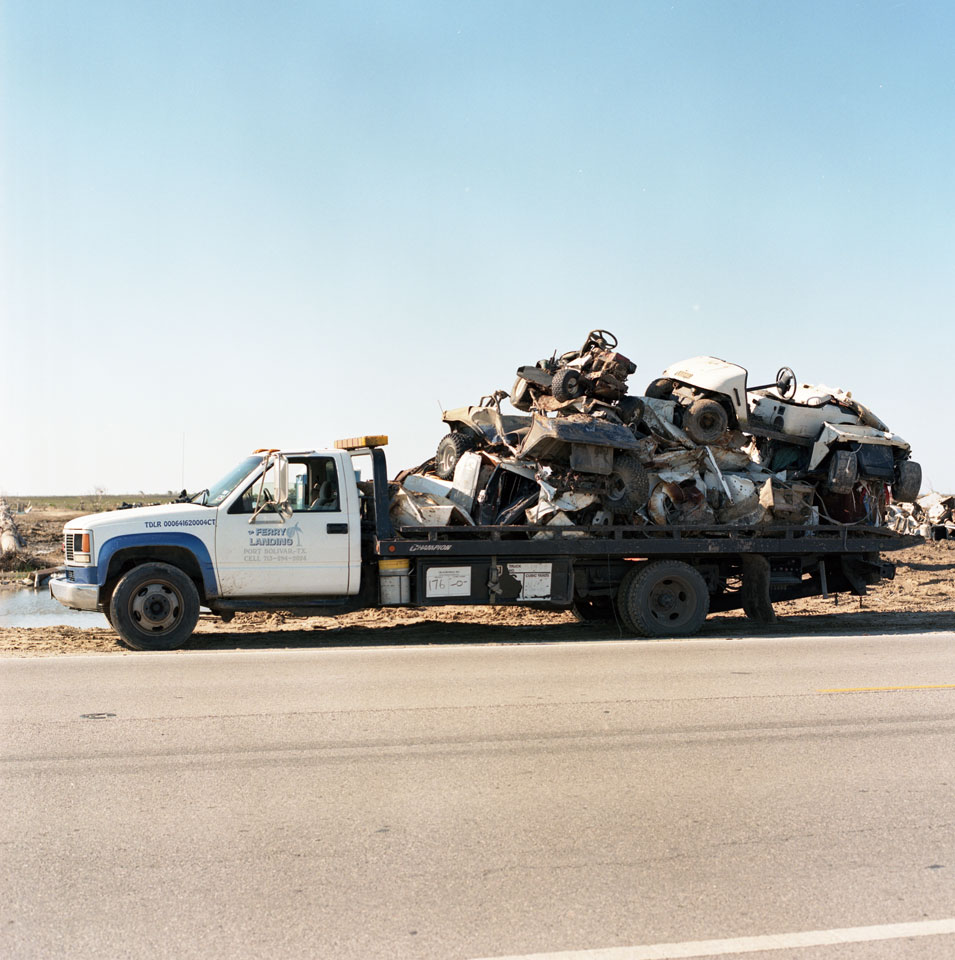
top-left (510, 376), bottom-right (535, 412)
top-left (826, 450), bottom-right (858, 494)
top-left (603, 453), bottom-right (650, 515)
top-left (435, 432), bottom-right (474, 480)
top-left (644, 378), bottom-right (675, 400)
top-left (617, 560), bottom-right (710, 637)
top-left (893, 460), bottom-right (921, 503)
top-left (683, 398), bottom-right (729, 445)
top-left (551, 367), bottom-right (586, 402)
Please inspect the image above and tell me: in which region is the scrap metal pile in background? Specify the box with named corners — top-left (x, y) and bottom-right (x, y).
top-left (887, 493), bottom-right (955, 539)
top-left (391, 330), bottom-right (922, 533)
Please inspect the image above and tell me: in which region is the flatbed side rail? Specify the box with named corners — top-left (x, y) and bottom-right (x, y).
top-left (374, 524), bottom-right (921, 559)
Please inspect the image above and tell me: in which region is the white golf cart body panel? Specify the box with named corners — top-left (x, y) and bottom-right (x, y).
top-left (662, 356), bottom-right (749, 424)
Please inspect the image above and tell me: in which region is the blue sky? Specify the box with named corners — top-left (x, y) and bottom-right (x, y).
top-left (2, 1), bottom-right (953, 495)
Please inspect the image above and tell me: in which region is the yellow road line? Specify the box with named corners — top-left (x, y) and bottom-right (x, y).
top-left (820, 684), bottom-right (955, 693)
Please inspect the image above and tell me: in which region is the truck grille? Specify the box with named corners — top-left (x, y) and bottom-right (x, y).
top-left (65, 534), bottom-right (76, 561)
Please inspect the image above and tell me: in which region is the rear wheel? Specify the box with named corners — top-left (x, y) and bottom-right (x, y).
top-left (435, 432), bottom-right (474, 479)
top-left (893, 460), bottom-right (921, 503)
top-left (617, 560), bottom-right (710, 637)
top-left (683, 398), bottom-right (729, 445)
top-left (826, 450), bottom-right (858, 494)
top-left (644, 378), bottom-right (675, 400)
top-left (110, 562), bottom-right (200, 651)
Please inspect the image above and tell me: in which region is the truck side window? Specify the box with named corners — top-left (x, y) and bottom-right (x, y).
top-left (231, 462), bottom-right (281, 515)
top-left (307, 458), bottom-right (340, 512)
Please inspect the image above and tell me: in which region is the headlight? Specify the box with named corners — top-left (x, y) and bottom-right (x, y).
top-left (65, 531), bottom-right (93, 564)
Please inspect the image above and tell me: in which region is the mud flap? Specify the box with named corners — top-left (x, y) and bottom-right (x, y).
top-left (840, 555), bottom-right (886, 596)
top-left (741, 555), bottom-right (777, 624)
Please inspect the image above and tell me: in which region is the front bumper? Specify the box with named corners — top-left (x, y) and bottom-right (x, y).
top-left (50, 575), bottom-right (100, 612)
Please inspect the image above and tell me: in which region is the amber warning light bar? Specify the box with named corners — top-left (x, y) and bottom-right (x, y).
top-left (334, 435), bottom-right (388, 451)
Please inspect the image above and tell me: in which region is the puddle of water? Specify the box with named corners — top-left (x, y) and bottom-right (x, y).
top-left (0, 588), bottom-right (110, 629)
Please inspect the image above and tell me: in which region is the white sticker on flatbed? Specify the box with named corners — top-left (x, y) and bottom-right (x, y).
top-left (506, 563), bottom-right (552, 599)
top-left (426, 566), bottom-right (472, 598)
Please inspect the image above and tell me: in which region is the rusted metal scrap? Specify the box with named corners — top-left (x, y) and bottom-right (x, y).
top-left (395, 333), bottom-right (917, 533)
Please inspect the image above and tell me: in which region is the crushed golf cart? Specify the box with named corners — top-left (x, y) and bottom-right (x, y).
top-left (646, 356), bottom-right (922, 517)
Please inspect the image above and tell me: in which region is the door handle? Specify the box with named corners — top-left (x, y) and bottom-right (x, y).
top-left (327, 523), bottom-right (349, 535)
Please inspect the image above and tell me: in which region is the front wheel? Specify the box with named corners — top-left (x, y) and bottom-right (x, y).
top-left (683, 398), bottom-right (729, 445)
top-left (551, 367), bottom-right (586, 402)
top-left (110, 562), bottom-right (200, 651)
top-left (434, 432), bottom-right (474, 479)
top-left (616, 560), bottom-right (710, 637)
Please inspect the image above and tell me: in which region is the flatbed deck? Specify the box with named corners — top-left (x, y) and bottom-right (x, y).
top-left (378, 524), bottom-right (921, 559)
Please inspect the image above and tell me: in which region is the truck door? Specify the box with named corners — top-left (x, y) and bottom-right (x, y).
top-left (215, 456), bottom-right (352, 596)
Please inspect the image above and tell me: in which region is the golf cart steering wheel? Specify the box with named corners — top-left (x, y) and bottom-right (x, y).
top-left (775, 366), bottom-right (796, 400)
top-left (583, 329), bottom-right (618, 352)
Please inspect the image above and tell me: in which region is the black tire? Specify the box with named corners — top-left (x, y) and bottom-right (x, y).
top-left (572, 597), bottom-right (615, 622)
top-left (617, 560), bottom-right (710, 637)
top-left (109, 562), bottom-right (200, 651)
top-left (614, 395), bottom-right (645, 425)
top-left (644, 378), bottom-right (675, 400)
top-left (603, 453), bottom-right (650, 515)
top-left (893, 460), bottom-right (921, 503)
top-left (434, 432), bottom-right (474, 479)
top-left (740, 555), bottom-right (776, 624)
top-left (551, 367), bottom-right (586, 402)
top-left (683, 398), bottom-right (729, 445)
top-left (826, 450), bottom-right (858, 494)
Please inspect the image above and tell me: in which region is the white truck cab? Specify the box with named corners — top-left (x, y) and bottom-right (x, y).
top-left (50, 441), bottom-right (381, 649)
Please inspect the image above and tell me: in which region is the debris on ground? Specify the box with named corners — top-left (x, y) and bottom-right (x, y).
top-left (1, 499), bottom-right (26, 556)
top-left (887, 492), bottom-right (955, 539)
top-left (395, 332), bottom-right (921, 533)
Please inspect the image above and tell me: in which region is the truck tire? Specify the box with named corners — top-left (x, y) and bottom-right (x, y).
top-left (551, 367), bottom-right (586, 402)
top-left (740, 555), bottom-right (776, 624)
top-left (617, 560), bottom-right (710, 637)
top-left (683, 398), bottom-right (729, 445)
top-left (435, 432), bottom-right (474, 479)
top-left (893, 460), bottom-right (921, 503)
top-left (602, 453), bottom-right (650, 516)
top-left (109, 562), bottom-right (200, 651)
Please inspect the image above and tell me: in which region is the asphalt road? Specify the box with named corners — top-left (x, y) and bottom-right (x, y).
top-left (3, 632), bottom-right (955, 960)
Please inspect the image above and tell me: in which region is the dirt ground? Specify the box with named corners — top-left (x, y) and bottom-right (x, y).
top-left (1, 509), bottom-right (952, 657)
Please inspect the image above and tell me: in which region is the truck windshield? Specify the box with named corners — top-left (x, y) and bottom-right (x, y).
top-left (202, 456), bottom-right (265, 506)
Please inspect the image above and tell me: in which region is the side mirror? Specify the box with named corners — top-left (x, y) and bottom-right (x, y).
top-left (249, 453), bottom-right (292, 522)
top-left (274, 454), bottom-right (289, 505)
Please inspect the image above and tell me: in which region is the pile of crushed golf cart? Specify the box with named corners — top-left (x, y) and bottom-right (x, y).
top-left (391, 330), bottom-right (922, 535)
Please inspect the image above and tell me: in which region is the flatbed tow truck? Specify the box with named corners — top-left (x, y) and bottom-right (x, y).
top-left (51, 438), bottom-right (919, 650)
